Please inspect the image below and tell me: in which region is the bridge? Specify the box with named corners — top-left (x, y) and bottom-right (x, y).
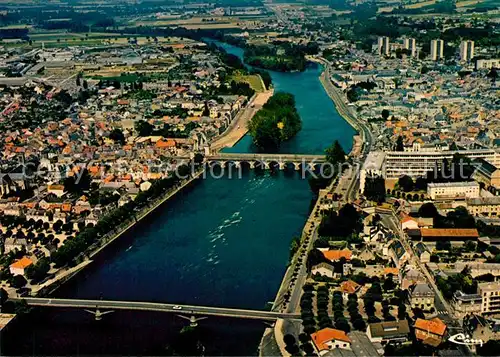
top-left (14, 297), bottom-right (300, 321)
top-left (207, 153), bottom-right (327, 170)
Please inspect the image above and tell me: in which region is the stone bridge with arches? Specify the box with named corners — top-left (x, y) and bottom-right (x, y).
top-left (206, 153), bottom-right (327, 170)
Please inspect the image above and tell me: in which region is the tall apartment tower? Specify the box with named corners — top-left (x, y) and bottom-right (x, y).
top-left (460, 40), bottom-right (475, 62)
top-left (430, 39), bottom-right (444, 61)
top-left (404, 38), bottom-right (417, 57)
top-left (378, 36), bottom-right (390, 56)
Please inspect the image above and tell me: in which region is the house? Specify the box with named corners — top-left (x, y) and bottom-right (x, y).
top-left (347, 331), bottom-right (382, 356)
top-left (401, 215), bottom-right (434, 230)
top-left (414, 242), bottom-right (431, 263)
top-left (322, 249), bottom-right (352, 262)
top-left (3, 237), bottom-right (28, 254)
top-left (364, 225), bottom-right (391, 244)
top-left (311, 328), bottom-right (352, 355)
top-left (340, 280), bottom-right (361, 299)
top-left (47, 184), bottom-right (66, 198)
top-left (366, 320), bottom-right (410, 345)
top-left (452, 291), bottom-right (482, 317)
top-left (414, 317), bottom-right (447, 347)
top-left (9, 256), bottom-right (33, 276)
top-left (463, 314), bottom-right (500, 352)
top-left (419, 228), bottom-right (479, 242)
top-left (312, 262), bottom-right (334, 278)
top-left (388, 240), bottom-right (408, 267)
top-left (410, 283), bottom-right (435, 312)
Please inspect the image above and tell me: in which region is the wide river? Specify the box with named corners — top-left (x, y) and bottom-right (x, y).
top-left (2, 42), bottom-right (355, 356)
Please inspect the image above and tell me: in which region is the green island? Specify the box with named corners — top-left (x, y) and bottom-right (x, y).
top-left (243, 42), bottom-right (318, 72)
top-left (248, 92), bottom-right (302, 151)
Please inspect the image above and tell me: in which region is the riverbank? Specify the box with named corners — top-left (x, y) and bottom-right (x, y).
top-left (210, 89), bottom-right (274, 151)
top-left (310, 56), bottom-right (374, 155)
top-left (31, 169), bottom-right (204, 297)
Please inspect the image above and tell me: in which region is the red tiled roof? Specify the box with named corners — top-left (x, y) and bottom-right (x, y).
top-left (311, 328), bottom-right (351, 352)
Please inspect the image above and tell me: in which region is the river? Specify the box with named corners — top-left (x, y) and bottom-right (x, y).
top-left (1, 42), bottom-right (355, 356)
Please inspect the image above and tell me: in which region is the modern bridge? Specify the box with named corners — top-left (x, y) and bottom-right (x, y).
top-left (14, 297), bottom-right (301, 321)
top-left (206, 153), bottom-right (327, 170)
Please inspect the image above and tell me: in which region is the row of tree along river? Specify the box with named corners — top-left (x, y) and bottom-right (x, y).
top-left (1, 41), bottom-right (355, 356)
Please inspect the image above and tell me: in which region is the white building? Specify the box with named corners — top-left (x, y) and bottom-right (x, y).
top-left (378, 37), bottom-right (390, 56)
top-left (430, 39), bottom-right (444, 61)
top-left (311, 328), bottom-right (352, 355)
top-left (460, 40), bottom-right (475, 62)
top-left (360, 151), bottom-right (386, 193)
top-left (476, 58), bottom-right (500, 70)
top-left (427, 181), bottom-right (480, 200)
top-left (404, 38), bottom-right (417, 57)
top-left (9, 257), bottom-right (33, 276)
top-left (479, 282), bottom-right (500, 315)
top-left (360, 149), bottom-right (500, 189)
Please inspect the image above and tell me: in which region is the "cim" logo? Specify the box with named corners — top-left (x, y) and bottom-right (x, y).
top-left (448, 333), bottom-right (484, 347)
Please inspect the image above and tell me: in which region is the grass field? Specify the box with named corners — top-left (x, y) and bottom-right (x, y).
top-left (405, 0), bottom-right (437, 9)
top-left (133, 15), bottom-right (246, 30)
top-left (230, 73), bottom-right (265, 92)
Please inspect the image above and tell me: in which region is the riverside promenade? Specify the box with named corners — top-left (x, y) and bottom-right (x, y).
top-left (31, 169), bottom-right (204, 297)
top-left (308, 56), bottom-right (374, 156)
top-left (210, 89), bottom-right (273, 151)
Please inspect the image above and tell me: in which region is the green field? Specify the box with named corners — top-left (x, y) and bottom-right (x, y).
top-left (230, 73), bottom-right (265, 92)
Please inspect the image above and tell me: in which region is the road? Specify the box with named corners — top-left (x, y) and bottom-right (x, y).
top-left (382, 213), bottom-right (471, 355)
top-left (312, 56), bottom-right (374, 157)
top-left (15, 297), bottom-right (301, 321)
top-left (210, 90), bottom-right (273, 151)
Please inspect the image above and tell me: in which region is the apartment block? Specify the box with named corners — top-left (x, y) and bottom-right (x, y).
top-left (427, 181), bottom-right (480, 200)
top-left (430, 39), bottom-right (444, 61)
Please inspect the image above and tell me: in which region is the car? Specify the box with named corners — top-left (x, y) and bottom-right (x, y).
top-left (172, 305), bottom-right (182, 310)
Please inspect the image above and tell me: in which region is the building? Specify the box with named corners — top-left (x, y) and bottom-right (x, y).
top-left (479, 282), bottom-right (500, 314)
top-left (410, 283), bottom-right (435, 312)
top-left (427, 181), bottom-right (480, 200)
top-left (340, 280), bottom-right (361, 299)
top-left (467, 197), bottom-right (500, 217)
top-left (463, 314), bottom-right (500, 352)
top-left (403, 38), bottom-right (417, 57)
top-left (347, 331), bottom-right (382, 356)
top-left (473, 158), bottom-right (500, 188)
top-left (378, 37), bottom-right (390, 56)
top-left (360, 150), bottom-right (500, 184)
top-left (476, 58), bottom-right (500, 70)
top-left (414, 242), bottom-right (431, 263)
top-left (452, 291), bottom-right (482, 317)
top-left (9, 256), bottom-right (33, 276)
top-left (312, 262), bottom-right (335, 278)
top-left (366, 320), bottom-right (410, 344)
top-left (322, 249), bottom-right (352, 262)
top-left (311, 328), bottom-right (352, 355)
top-left (460, 40), bottom-right (475, 62)
top-left (360, 151), bottom-right (386, 193)
top-left (388, 240), bottom-right (409, 267)
top-left (414, 317), bottom-right (447, 347)
top-left (430, 39), bottom-right (444, 61)
top-left (419, 228), bottom-right (479, 242)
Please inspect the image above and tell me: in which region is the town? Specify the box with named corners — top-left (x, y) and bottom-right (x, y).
top-left (0, 0), bottom-right (499, 356)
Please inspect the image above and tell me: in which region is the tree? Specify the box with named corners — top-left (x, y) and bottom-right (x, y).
top-left (398, 175), bottom-right (414, 192)
top-left (419, 202), bottom-right (439, 218)
top-left (248, 92), bottom-right (302, 150)
top-left (382, 109), bottom-right (390, 120)
top-left (135, 120), bottom-right (154, 136)
top-left (397, 304), bottom-right (406, 320)
top-left (396, 136), bottom-right (404, 151)
top-left (325, 140), bottom-right (346, 165)
top-left (109, 128), bottom-right (125, 145)
top-left (10, 275), bottom-right (27, 289)
top-left (83, 80), bottom-right (88, 90)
